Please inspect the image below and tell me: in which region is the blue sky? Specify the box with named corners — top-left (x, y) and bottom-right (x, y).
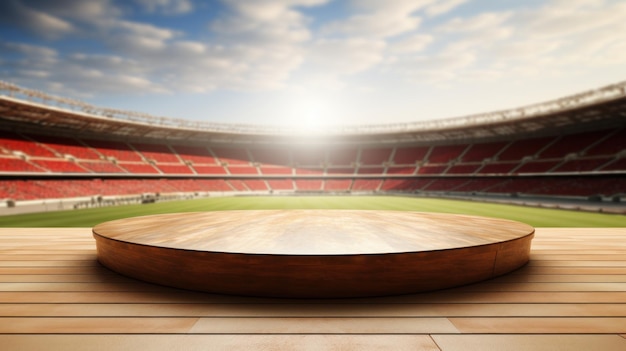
top-left (1, 0), bottom-right (625, 128)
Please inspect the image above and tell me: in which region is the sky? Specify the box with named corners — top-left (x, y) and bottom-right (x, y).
top-left (1, 0), bottom-right (625, 129)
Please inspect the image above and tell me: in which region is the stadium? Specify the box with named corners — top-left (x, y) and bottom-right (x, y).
top-left (1, 79), bottom-right (625, 350)
top-left (1, 80), bottom-right (625, 216)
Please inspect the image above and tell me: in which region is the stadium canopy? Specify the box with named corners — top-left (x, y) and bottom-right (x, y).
top-left (1, 80), bottom-right (625, 145)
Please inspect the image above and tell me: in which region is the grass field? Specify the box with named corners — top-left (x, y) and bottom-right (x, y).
top-left (0, 195), bottom-right (624, 228)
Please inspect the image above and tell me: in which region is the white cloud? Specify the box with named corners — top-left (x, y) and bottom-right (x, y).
top-left (1, 41), bottom-right (58, 58)
top-left (307, 38), bottom-right (386, 74)
top-left (0, 1), bottom-right (73, 39)
top-left (437, 12), bottom-right (512, 33)
top-left (389, 34), bottom-right (433, 53)
top-left (322, 0), bottom-right (435, 38)
top-left (425, 0), bottom-right (468, 16)
top-left (135, 0), bottom-right (193, 15)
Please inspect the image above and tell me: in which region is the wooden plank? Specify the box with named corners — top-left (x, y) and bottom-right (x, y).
top-left (0, 282), bottom-right (184, 292)
top-left (0, 254), bottom-right (96, 261)
top-left (189, 317), bottom-right (459, 334)
top-left (455, 282), bottom-right (626, 292)
top-left (449, 317), bottom-right (626, 333)
top-left (0, 335), bottom-right (441, 351)
top-left (1, 303), bottom-right (625, 318)
top-left (2, 291), bottom-right (626, 304)
top-left (491, 274), bottom-right (626, 283)
top-left (0, 260), bottom-right (99, 267)
top-left (0, 274), bottom-right (136, 283)
top-left (0, 317), bottom-right (198, 334)
top-left (528, 260), bottom-right (626, 267)
top-left (432, 335), bottom-right (626, 351)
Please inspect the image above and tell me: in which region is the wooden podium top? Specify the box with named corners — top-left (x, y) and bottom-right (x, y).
top-left (93, 210), bottom-right (534, 255)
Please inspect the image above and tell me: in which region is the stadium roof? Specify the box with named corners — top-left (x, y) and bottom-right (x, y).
top-left (1, 80), bottom-right (625, 145)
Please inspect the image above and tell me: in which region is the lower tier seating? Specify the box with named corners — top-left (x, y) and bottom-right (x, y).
top-left (0, 176), bottom-right (623, 201)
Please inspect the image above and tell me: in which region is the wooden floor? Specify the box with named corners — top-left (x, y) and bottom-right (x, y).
top-left (0, 227), bottom-right (625, 350)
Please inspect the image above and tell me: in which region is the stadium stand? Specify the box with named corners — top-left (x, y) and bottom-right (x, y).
top-left (295, 179), bottom-right (323, 191)
top-left (292, 148), bottom-right (325, 166)
top-left (0, 131), bottom-right (57, 157)
top-left (328, 147), bottom-right (358, 166)
top-left (1, 79), bottom-right (625, 213)
top-left (132, 142), bottom-right (181, 163)
top-left (259, 166), bottom-right (293, 175)
top-left (392, 146), bottom-right (429, 165)
top-left (352, 178), bottom-right (382, 191)
top-left (212, 147), bottom-right (251, 165)
top-left (171, 145), bottom-right (218, 164)
top-left (360, 147), bottom-right (392, 165)
top-left (324, 179), bottom-right (353, 191)
top-left (82, 139), bottom-right (143, 162)
top-left (427, 144), bottom-right (468, 163)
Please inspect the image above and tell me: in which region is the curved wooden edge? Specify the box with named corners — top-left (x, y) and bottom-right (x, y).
top-left (93, 230), bottom-right (534, 298)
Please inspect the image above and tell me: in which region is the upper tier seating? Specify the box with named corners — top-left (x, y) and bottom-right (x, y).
top-left (392, 146), bottom-right (429, 165)
top-left (461, 141), bottom-right (509, 162)
top-left (386, 166), bottom-right (416, 174)
top-left (31, 159), bottom-right (88, 173)
top-left (78, 161), bottom-right (127, 173)
top-left (0, 157), bottom-right (45, 172)
top-left (227, 166), bottom-right (259, 175)
top-left (118, 163), bottom-right (160, 174)
top-left (477, 162), bottom-right (519, 174)
top-left (211, 147), bottom-right (251, 165)
top-left (357, 167), bottom-right (385, 175)
top-left (417, 164), bottom-right (449, 175)
top-left (601, 158), bottom-right (626, 171)
top-left (552, 157), bottom-right (614, 173)
top-left (427, 145), bottom-right (468, 163)
top-left (295, 167), bottom-right (325, 175)
top-left (585, 128), bottom-right (626, 156)
top-left (192, 165), bottom-right (228, 174)
top-left (156, 164), bottom-right (195, 174)
top-left (292, 149), bottom-right (325, 166)
top-left (259, 166), bottom-right (293, 175)
top-left (83, 139), bottom-right (143, 161)
top-left (446, 163), bottom-right (481, 175)
top-left (326, 168), bottom-right (355, 175)
top-left (0, 131), bottom-right (57, 157)
top-left (132, 143), bottom-right (180, 163)
top-left (515, 160), bottom-right (561, 173)
top-left (171, 145), bottom-right (217, 164)
top-left (360, 147), bottom-right (392, 165)
top-left (28, 134), bottom-right (101, 160)
top-left (538, 130), bottom-right (609, 159)
top-left (497, 136), bottom-right (555, 161)
top-left (327, 147), bottom-right (358, 166)
top-left (250, 148), bottom-right (290, 166)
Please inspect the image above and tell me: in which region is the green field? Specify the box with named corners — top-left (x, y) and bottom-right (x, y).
top-left (0, 195), bottom-right (624, 228)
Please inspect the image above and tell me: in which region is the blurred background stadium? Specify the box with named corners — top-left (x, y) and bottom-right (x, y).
top-left (1, 80), bottom-right (625, 226)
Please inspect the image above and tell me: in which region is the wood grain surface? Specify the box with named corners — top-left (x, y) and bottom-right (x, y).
top-left (0, 227), bottom-right (625, 350)
top-left (92, 210), bottom-right (534, 297)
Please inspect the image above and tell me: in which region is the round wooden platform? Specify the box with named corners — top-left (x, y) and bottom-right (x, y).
top-left (92, 210), bottom-right (534, 298)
